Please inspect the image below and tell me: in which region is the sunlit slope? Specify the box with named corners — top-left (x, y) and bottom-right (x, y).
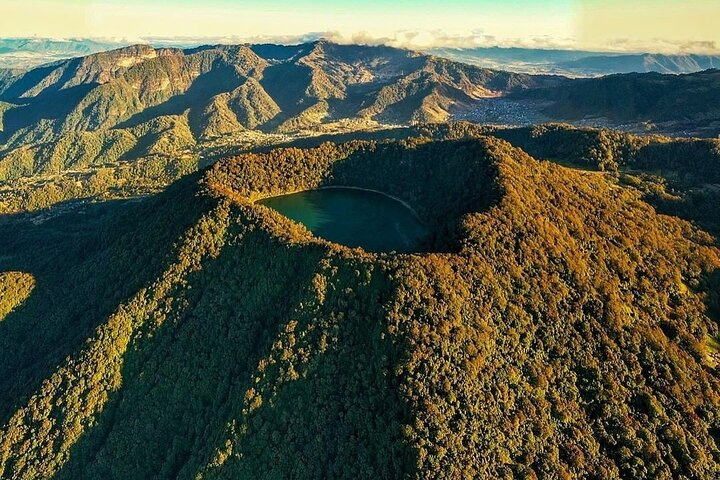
top-left (0, 272), bottom-right (35, 321)
top-left (0, 41), bottom-right (558, 174)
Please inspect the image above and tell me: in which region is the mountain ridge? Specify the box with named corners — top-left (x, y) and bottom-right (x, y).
top-left (1, 42), bottom-right (719, 218)
top-left (430, 46), bottom-right (720, 76)
top-left (0, 41), bottom-right (561, 141)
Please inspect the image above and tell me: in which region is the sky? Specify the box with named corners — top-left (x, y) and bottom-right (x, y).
top-left (1, 0), bottom-right (719, 54)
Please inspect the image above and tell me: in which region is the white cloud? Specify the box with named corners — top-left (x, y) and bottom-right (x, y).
top-left (5, 30), bottom-right (719, 56)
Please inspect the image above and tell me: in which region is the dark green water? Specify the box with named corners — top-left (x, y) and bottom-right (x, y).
top-left (259, 188), bottom-right (428, 252)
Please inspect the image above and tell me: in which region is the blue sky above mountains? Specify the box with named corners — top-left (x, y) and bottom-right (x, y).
top-left (1, 0), bottom-right (718, 54)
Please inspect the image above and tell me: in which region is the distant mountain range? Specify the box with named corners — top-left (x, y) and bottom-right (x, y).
top-left (557, 54), bottom-right (720, 75)
top-left (0, 41), bottom-right (563, 184)
top-left (1, 40), bottom-right (719, 192)
top-left (430, 47), bottom-right (720, 76)
top-left (2, 37), bottom-right (719, 77)
top-left (0, 38), bottom-right (122, 69)
top-left (0, 41), bottom-right (556, 136)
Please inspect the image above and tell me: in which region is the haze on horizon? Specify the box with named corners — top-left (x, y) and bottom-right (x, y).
top-left (1, 0), bottom-right (719, 54)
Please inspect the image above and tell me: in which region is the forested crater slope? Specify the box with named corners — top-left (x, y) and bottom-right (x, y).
top-left (0, 136), bottom-right (719, 479)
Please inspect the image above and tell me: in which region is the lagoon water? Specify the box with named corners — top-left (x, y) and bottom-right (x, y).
top-left (259, 188), bottom-right (428, 252)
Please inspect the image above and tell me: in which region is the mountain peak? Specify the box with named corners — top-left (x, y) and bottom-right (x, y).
top-left (308, 38), bottom-right (333, 54)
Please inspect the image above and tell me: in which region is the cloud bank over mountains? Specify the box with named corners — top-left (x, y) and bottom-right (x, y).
top-left (137, 30), bottom-right (719, 55)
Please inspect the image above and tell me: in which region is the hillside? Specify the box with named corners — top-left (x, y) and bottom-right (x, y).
top-left (514, 69), bottom-right (720, 137)
top-left (432, 47), bottom-right (720, 76)
top-left (0, 41), bottom-right (558, 146)
top-left (2, 41), bottom-right (720, 212)
top-left (0, 38), bottom-right (124, 69)
top-left (491, 123), bottom-right (720, 181)
top-left (0, 136), bottom-right (719, 479)
top-left (3, 119), bottom-right (720, 224)
top-left (558, 54), bottom-right (720, 75)
top-left (0, 41), bottom-right (568, 200)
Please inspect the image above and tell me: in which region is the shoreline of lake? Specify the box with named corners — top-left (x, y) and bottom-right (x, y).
top-left (255, 185), bottom-right (424, 224)
top-left (257, 187), bottom-right (428, 252)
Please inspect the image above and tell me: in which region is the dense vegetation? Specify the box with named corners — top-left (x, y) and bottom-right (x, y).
top-left (1, 135), bottom-right (719, 479)
top-left (0, 272), bottom-right (35, 320)
top-left (0, 41), bottom-right (569, 220)
top-left (206, 138), bottom-right (500, 250)
top-left (1, 40), bottom-right (719, 479)
top-left (2, 39), bottom-right (718, 222)
top-left (493, 124), bottom-right (720, 183)
top-left (489, 124), bottom-right (720, 236)
top-left (3, 119), bottom-right (718, 222)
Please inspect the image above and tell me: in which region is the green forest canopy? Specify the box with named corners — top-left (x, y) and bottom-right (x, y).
top-left (0, 135), bottom-right (718, 478)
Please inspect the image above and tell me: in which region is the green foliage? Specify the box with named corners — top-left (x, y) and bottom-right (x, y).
top-left (0, 101), bottom-right (13, 132)
top-left (0, 153), bottom-right (199, 214)
top-left (127, 114), bottom-right (196, 156)
top-left (0, 272), bottom-right (35, 320)
top-left (190, 95), bottom-right (245, 141)
top-left (226, 78), bottom-right (281, 129)
top-left (35, 130), bottom-right (138, 175)
top-left (493, 123), bottom-right (720, 184)
top-left (1, 137), bottom-right (719, 479)
top-left (0, 41), bottom-right (554, 169)
top-left (0, 145), bottom-right (36, 181)
top-left (206, 138), bottom-right (500, 251)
